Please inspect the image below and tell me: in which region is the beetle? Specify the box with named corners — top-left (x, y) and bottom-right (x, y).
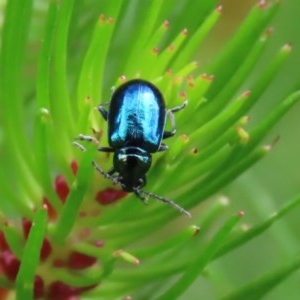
top-left (75, 79), bottom-right (190, 217)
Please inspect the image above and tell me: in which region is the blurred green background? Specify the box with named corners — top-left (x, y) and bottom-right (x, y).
top-left (185, 0), bottom-right (300, 299)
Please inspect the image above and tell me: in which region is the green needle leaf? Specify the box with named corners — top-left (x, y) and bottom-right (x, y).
top-left (158, 212), bottom-right (243, 300)
top-left (52, 144), bottom-right (97, 243)
top-left (16, 208), bottom-right (47, 300)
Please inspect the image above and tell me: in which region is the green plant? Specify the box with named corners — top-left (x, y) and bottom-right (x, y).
top-left (0, 0), bottom-right (299, 299)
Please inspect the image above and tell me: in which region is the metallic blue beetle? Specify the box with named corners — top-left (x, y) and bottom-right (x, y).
top-left (76, 79), bottom-right (190, 217)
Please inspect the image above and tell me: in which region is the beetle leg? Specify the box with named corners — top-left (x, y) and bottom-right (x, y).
top-left (97, 146), bottom-right (115, 152)
top-left (75, 134), bottom-right (99, 144)
top-left (72, 141), bottom-right (87, 152)
top-left (169, 99), bottom-right (188, 113)
top-left (107, 168), bottom-right (117, 176)
top-left (157, 143), bottom-right (169, 152)
top-left (134, 189), bottom-right (149, 205)
top-left (133, 179), bottom-right (149, 204)
top-left (163, 100), bottom-right (188, 139)
top-left (110, 86), bottom-right (116, 95)
top-left (75, 135), bottom-right (114, 152)
top-left (163, 109), bottom-right (176, 139)
top-left (97, 103), bottom-right (109, 121)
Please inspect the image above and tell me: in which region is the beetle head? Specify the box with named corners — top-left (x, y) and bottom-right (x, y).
top-left (114, 147), bottom-right (152, 192)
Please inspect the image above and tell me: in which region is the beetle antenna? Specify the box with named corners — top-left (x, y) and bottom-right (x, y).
top-left (135, 189), bottom-right (191, 218)
top-left (73, 141), bottom-right (121, 186)
top-left (92, 161), bottom-right (121, 186)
